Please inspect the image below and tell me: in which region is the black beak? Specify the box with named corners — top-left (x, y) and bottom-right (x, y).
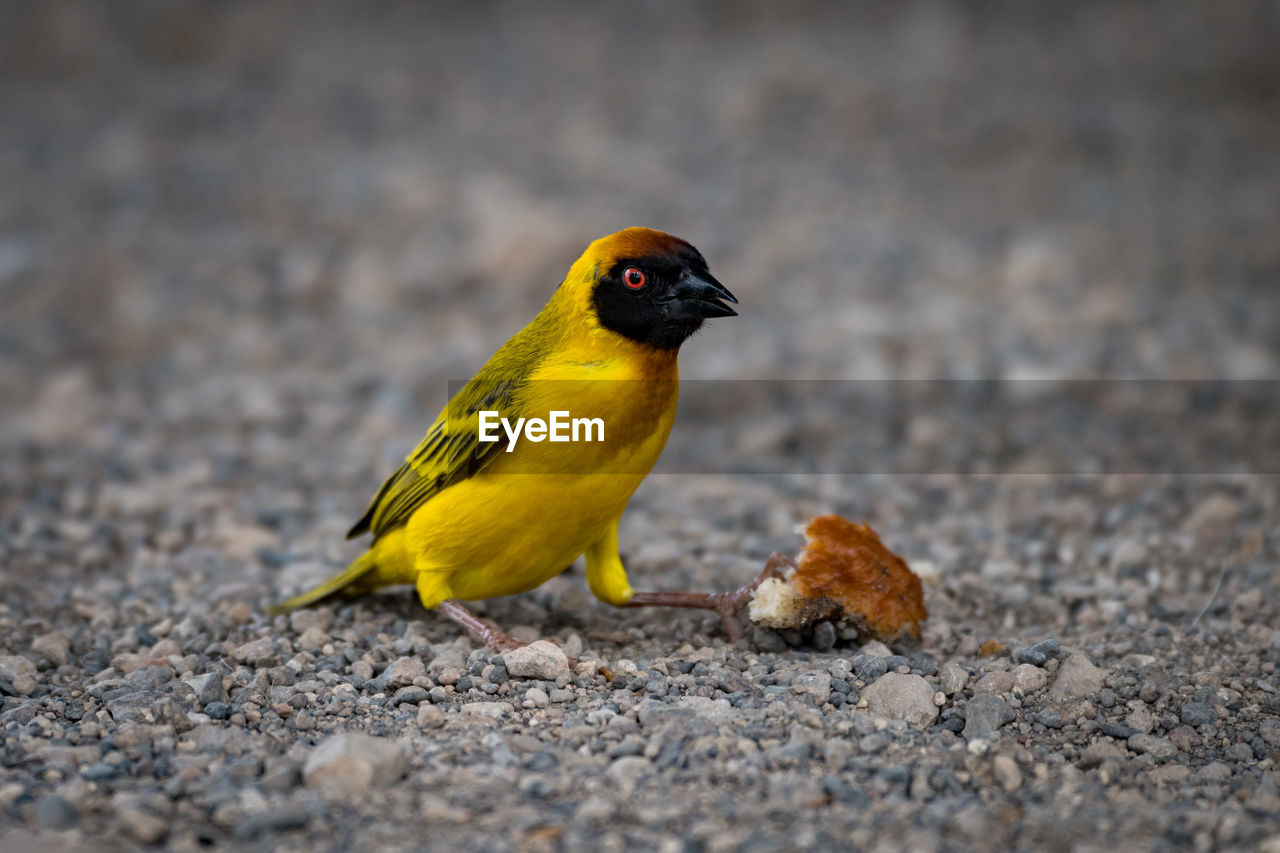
top-left (663, 270), bottom-right (738, 320)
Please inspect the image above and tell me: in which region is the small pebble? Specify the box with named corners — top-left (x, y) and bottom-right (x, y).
top-left (853, 655), bottom-right (889, 683)
top-left (500, 642), bottom-right (570, 681)
top-left (1179, 702), bottom-right (1217, 727)
top-left (35, 794), bottom-right (79, 830)
top-left (963, 694), bottom-right (1014, 740)
top-left (1014, 638), bottom-right (1061, 666)
top-left (862, 673), bottom-right (938, 729)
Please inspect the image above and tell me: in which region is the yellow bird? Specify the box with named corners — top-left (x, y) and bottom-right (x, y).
top-left (272, 227), bottom-right (747, 649)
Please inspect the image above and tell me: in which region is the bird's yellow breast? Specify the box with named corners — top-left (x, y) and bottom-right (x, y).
top-left (397, 342), bottom-right (679, 602)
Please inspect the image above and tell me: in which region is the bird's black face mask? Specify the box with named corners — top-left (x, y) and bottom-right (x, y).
top-left (593, 248), bottom-right (738, 350)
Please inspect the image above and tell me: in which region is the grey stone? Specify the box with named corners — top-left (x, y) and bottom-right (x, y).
top-left (1126, 734), bottom-right (1176, 759)
top-left (417, 704), bottom-right (445, 728)
top-left (606, 755), bottom-right (652, 785)
top-left (259, 758), bottom-right (301, 792)
top-left (392, 685), bottom-right (429, 706)
top-left (963, 694), bottom-right (1014, 740)
top-left (1048, 654), bottom-right (1107, 700)
top-left (230, 637), bottom-right (275, 665)
top-left (974, 671), bottom-right (1016, 695)
top-left (1080, 741), bottom-right (1125, 769)
top-left (607, 737), bottom-right (645, 758)
top-left (0, 656), bottom-right (37, 696)
top-left (812, 621), bottom-right (837, 651)
top-left (1013, 638), bottom-right (1061, 666)
top-left (233, 804), bottom-right (312, 839)
top-left (183, 672), bottom-right (227, 707)
top-left (792, 671), bottom-right (832, 703)
top-left (858, 732), bottom-right (890, 754)
top-left (636, 699), bottom-right (694, 729)
top-left (852, 655), bottom-right (889, 682)
top-left (907, 652), bottom-right (937, 676)
top-left (460, 701), bottom-right (513, 719)
top-left (1100, 722), bottom-right (1134, 739)
top-left (82, 761), bottom-right (121, 782)
top-left (1011, 664), bottom-right (1048, 693)
top-left (1034, 710), bottom-right (1066, 729)
top-left (129, 665), bottom-right (175, 689)
top-left (1179, 702), bottom-right (1217, 727)
top-left (1168, 725), bottom-right (1202, 750)
top-left (1198, 762), bottom-right (1232, 783)
top-left (107, 691), bottom-right (154, 724)
top-left (938, 662), bottom-right (969, 695)
top-left (35, 794), bottom-right (78, 830)
top-left (751, 626), bottom-right (787, 653)
top-left (31, 632), bottom-right (70, 667)
top-left (382, 656), bottom-right (425, 687)
top-left (303, 733), bottom-right (406, 797)
top-left (117, 807), bottom-right (167, 844)
top-left (992, 754), bottom-right (1022, 791)
top-left (500, 641), bottom-right (570, 681)
top-left (862, 673), bottom-right (938, 729)
top-left (1125, 704), bottom-right (1155, 735)
top-left (860, 641), bottom-right (893, 657)
top-left (822, 774), bottom-right (870, 806)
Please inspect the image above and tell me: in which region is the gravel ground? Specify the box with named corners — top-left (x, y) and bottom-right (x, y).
top-left (2, 2), bottom-right (1279, 851)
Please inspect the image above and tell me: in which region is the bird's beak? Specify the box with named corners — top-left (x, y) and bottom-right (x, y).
top-left (663, 270), bottom-right (739, 320)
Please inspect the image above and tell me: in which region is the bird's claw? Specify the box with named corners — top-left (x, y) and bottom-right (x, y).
top-left (708, 551), bottom-right (796, 641)
top-left (624, 551), bottom-right (797, 643)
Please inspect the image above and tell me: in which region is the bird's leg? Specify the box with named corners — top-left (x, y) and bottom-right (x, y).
top-left (623, 552), bottom-right (797, 642)
top-left (437, 600), bottom-right (582, 669)
top-left (437, 600), bottom-right (525, 652)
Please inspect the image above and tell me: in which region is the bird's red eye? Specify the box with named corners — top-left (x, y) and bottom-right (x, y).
top-left (623, 267), bottom-right (646, 290)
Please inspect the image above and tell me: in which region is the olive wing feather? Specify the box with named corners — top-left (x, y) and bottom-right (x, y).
top-left (346, 377), bottom-right (520, 540)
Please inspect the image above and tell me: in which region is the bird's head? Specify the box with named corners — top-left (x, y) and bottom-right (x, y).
top-left (581, 227), bottom-right (737, 350)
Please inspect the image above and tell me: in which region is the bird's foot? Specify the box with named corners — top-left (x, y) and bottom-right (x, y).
top-left (437, 600), bottom-right (526, 652)
top-left (437, 600), bottom-right (580, 667)
top-left (623, 551), bottom-right (796, 642)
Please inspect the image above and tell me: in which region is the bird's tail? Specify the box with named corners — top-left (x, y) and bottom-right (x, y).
top-left (268, 553), bottom-right (379, 615)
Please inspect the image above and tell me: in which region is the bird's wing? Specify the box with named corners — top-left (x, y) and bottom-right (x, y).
top-left (347, 376), bottom-right (520, 540)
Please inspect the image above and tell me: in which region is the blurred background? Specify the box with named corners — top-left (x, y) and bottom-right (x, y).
top-left (0, 0), bottom-right (1276, 581)
top-left (3, 1), bottom-right (1278, 405)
